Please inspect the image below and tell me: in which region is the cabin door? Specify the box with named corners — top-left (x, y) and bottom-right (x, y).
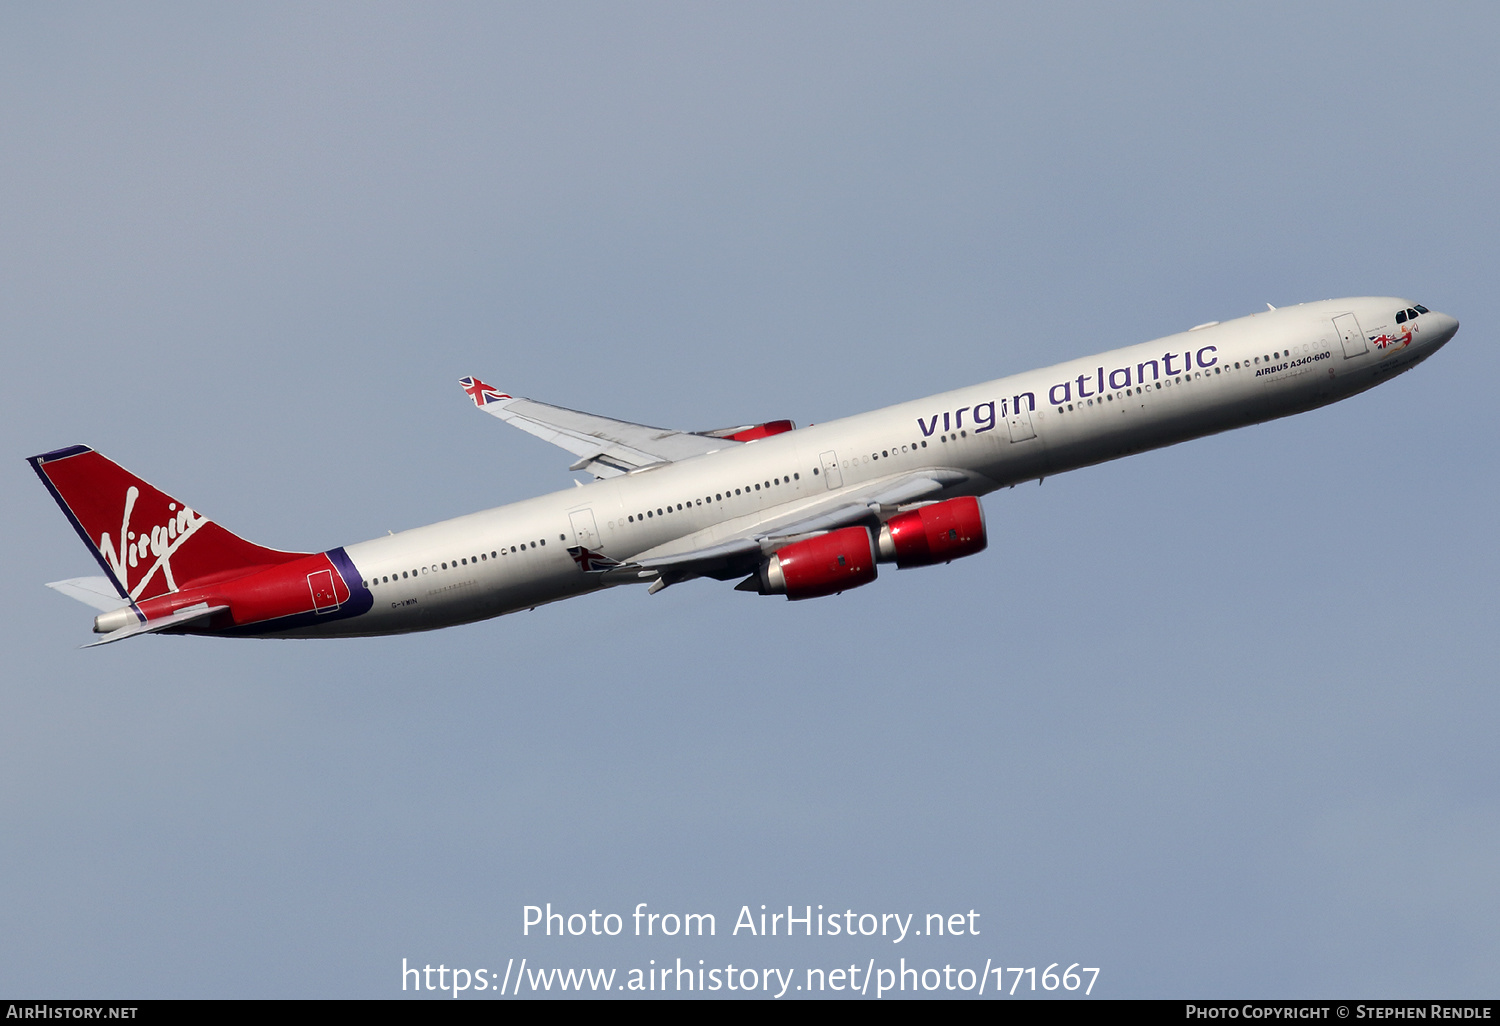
top-left (569, 508), bottom-right (601, 550)
top-left (819, 450), bottom-right (843, 489)
top-left (1007, 402), bottom-right (1037, 442)
top-left (1334, 313), bottom-right (1367, 359)
top-left (307, 569), bottom-right (339, 613)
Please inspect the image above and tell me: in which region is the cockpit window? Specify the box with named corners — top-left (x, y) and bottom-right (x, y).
top-left (1415, 304), bottom-right (1430, 314)
top-left (1396, 310), bottom-right (1407, 324)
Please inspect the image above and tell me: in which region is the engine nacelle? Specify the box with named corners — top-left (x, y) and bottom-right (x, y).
top-left (760, 526), bottom-right (878, 600)
top-left (877, 496), bottom-right (987, 568)
top-left (701, 420), bottom-right (796, 442)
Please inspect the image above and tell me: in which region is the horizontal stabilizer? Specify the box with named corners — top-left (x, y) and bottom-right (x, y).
top-left (83, 602), bottom-right (227, 648)
top-left (46, 576), bottom-right (129, 612)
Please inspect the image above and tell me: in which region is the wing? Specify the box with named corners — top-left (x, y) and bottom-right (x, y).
top-left (598, 468), bottom-right (976, 589)
top-left (459, 376), bottom-right (737, 478)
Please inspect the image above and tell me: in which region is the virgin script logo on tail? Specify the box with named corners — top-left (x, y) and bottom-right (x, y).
top-left (99, 486), bottom-right (207, 600)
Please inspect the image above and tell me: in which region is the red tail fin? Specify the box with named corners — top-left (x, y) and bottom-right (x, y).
top-left (29, 446), bottom-right (308, 605)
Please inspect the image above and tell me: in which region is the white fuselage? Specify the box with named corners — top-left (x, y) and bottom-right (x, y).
top-left (312, 298), bottom-right (1455, 637)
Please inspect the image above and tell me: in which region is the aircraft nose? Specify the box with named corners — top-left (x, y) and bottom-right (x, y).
top-left (1430, 311), bottom-right (1460, 345)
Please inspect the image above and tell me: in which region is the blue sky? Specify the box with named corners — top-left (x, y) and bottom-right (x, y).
top-left (3, 3), bottom-right (1496, 998)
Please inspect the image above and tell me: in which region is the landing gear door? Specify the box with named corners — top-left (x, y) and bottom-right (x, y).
top-left (819, 450), bottom-right (843, 490)
top-left (1334, 313), bottom-right (1367, 359)
top-left (569, 508), bottom-right (601, 550)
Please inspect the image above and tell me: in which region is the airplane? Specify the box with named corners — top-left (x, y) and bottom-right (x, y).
top-left (30, 297), bottom-right (1458, 646)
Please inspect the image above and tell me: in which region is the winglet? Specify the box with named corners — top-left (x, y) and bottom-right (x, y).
top-left (459, 376), bottom-right (511, 407)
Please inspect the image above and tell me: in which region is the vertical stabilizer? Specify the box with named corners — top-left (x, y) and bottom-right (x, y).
top-left (28, 446), bottom-right (307, 605)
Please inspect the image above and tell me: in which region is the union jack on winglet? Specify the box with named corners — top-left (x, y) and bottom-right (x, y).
top-left (567, 546), bottom-right (623, 573)
top-left (459, 376), bottom-right (510, 407)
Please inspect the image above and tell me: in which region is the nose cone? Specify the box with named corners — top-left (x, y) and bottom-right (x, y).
top-left (1429, 311), bottom-right (1460, 347)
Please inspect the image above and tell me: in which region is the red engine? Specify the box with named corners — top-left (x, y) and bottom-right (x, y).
top-left (877, 496), bottom-right (987, 568)
top-left (759, 526), bottom-right (878, 600)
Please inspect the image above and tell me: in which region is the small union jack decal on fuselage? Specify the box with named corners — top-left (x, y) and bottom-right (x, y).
top-left (567, 546), bottom-right (623, 573)
top-left (459, 376), bottom-right (510, 407)
top-left (1368, 328), bottom-right (1414, 351)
